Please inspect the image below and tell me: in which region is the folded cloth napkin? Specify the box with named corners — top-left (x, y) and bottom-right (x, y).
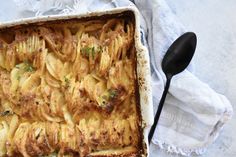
top-left (12, 0), bottom-right (234, 156)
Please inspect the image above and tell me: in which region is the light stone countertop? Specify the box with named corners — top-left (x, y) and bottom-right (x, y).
top-left (0, 0), bottom-right (235, 157)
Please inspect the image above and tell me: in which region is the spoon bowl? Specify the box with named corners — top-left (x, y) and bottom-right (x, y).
top-left (162, 32), bottom-right (197, 77)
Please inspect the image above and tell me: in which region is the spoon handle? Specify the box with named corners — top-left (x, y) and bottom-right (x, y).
top-left (148, 76), bottom-right (172, 144)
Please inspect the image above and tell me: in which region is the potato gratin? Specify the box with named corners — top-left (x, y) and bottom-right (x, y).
top-left (0, 14), bottom-right (144, 157)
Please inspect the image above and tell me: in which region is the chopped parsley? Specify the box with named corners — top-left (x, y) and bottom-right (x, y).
top-left (91, 47), bottom-right (95, 59)
top-left (25, 65), bottom-right (34, 72)
top-left (81, 46), bottom-right (91, 57)
top-left (81, 46), bottom-right (99, 59)
top-left (23, 61), bottom-right (35, 72)
top-left (63, 76), bottom-right (70, 88)
top-left (108, 89), bottom-right (118, 99)
top-left (64, 76), bottom-right (70, 84)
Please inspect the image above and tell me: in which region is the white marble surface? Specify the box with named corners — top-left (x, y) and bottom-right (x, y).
top-left (0, 0), bottom-right (235, 157)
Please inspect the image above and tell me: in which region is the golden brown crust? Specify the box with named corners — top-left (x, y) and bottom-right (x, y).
top-left (0, 12), bottom-right (143, 157)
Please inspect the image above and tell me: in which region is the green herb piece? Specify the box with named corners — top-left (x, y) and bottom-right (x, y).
top-left (91, 47), bottom-right (95, 59)
top-left (81, 46), bottom-right (91, 57)
top-left (63, 76), bottom-right (70, 88)
top-left (108, 89), bottom-right (118, 99)
top-left (25, 65), bottom-right (34, 72)
top-left (81, 46), bottom-right (97, 58)
top-left (24, 61), bottom-right (35, 72)
top-left (64, 76), bottom-right (70, 84)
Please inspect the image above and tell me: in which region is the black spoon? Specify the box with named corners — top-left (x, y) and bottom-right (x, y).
top-left (148, 32), bottom-right (197, 144)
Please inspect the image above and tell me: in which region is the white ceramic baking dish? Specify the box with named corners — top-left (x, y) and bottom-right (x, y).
top-left (0, 7), bottom-right (153, 157)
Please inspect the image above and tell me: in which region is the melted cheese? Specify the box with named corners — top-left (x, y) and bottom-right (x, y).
top-left (0, 17), bottom-right (141, 157)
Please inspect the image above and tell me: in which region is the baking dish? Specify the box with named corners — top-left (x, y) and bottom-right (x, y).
top-left (0, 7), bottom-right (153, 157)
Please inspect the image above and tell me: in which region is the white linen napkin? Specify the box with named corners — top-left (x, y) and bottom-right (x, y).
top-left (12, 0), bottom-right (234, 156)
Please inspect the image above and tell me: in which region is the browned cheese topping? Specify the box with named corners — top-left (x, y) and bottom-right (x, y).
top-left (0, 17), bottom-right (142, 157)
